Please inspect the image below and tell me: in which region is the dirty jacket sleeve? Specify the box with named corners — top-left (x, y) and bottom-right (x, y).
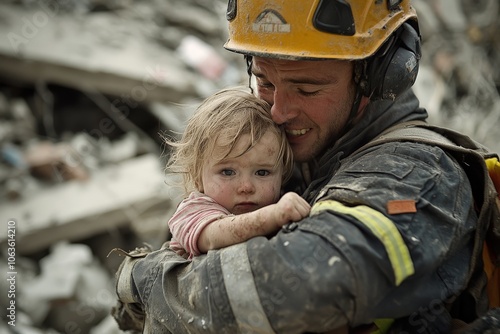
top-left (123, 141), bottom-right (476, 333)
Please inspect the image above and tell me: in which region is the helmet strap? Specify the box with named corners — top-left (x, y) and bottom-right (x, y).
top-left (244, 55), bottom-right (254, 94)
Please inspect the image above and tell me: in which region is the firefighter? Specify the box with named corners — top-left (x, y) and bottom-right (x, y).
top-left (113, 1), bottom-right (492, 332)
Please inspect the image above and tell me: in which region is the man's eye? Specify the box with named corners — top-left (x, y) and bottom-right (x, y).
top-left (221, 169), bottom-right (235, 176)
top-left (298, 89), bottom-right (319, 97)
top-left (256, 170), bottom-right (270, 176)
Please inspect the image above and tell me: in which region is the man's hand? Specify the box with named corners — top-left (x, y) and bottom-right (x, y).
top-left (111, 301), bottom-right (144, 333)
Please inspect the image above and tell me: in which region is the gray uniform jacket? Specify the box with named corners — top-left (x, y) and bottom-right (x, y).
top-left (118, 90), bottom-right (477, 333)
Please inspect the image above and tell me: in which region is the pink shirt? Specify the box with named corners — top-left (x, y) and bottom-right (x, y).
top-left (168, 191), bottom-right (231, 259)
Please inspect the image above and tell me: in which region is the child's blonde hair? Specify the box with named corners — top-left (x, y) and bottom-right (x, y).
top-left (166, 87), bottom-right (293, 195)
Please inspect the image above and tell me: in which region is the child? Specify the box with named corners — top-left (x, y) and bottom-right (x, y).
top-left (165, 87), bottom-right (310, 259)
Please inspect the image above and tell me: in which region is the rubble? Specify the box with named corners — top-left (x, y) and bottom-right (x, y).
top-left (413, 0), bottom-right (500, 153)
top-left (0, 0), bottom-right (238, 332)
top-left (0, 0), bottom-right (499, 333)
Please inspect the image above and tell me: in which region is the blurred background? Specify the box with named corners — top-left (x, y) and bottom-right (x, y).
top-left (0, 0), bottom-right (499, 332)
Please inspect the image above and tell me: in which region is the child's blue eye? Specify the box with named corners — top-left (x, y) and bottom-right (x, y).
top-left (221, 169), bottom-right (235, 176)
top-left (256, 170), bottom-right (270, 176)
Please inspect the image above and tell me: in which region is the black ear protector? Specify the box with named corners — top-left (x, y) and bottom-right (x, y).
top-left (358, 21), bottom-right (421, 100)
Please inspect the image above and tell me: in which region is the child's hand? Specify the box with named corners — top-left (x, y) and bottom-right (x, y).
top-left (272, 192), bottom-right (311, 226)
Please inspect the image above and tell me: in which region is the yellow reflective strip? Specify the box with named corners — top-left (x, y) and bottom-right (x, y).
top-left (372, 319), bottom-right (394, 334)
top-left (311, 200), bottom-right (415, 286)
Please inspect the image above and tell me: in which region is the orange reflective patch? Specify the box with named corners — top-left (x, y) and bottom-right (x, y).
top-left (387, 200), bottom-right (417, 215)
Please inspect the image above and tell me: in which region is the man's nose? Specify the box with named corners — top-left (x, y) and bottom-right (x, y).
top-left (270, 90), bottom-right (297, 125)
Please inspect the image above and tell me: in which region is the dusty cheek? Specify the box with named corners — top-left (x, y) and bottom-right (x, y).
top-left (262, 184), bottom-right (281, 205)
top-left (203, 183), bottom-right (223, 199)
top-left (273, 185), bottom-right (281, 201)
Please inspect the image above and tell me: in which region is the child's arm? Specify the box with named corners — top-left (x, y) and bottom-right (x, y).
top-left (198, 192), bottom-right (310, 253)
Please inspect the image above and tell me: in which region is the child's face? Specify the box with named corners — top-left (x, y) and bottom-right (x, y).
top-left (201, 129), bottom-right (283, 215)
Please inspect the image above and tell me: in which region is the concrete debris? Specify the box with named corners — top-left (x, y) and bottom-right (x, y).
top-left (0, 0), bottom-right (498, 333)
top-left (90, 315), bottom-right (123, 334)
top-left (413, 0), bottom-right (500, 153)
top-left (177, 35), bottom-right (228, 81)
top-left (0, 153), bottom-right (178, 254)
top-left (24, 140), bottom-right (90, 181)
top-left (3, 242), bottom-right (116, 333)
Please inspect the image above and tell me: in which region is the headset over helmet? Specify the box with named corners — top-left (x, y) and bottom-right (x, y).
top-left (224, 0), bottom-right (422, 100)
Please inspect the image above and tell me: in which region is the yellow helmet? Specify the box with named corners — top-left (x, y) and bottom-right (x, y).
top-left (224, 0), bottom-right (418, 60)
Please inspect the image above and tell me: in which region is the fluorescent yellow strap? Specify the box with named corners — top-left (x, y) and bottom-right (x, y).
top-left (486, 157), bottom-right (500, 193)
top-left (311, 200), bottom-right (415, 286)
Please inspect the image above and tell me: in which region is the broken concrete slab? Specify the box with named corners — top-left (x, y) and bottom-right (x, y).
top-left (0, 153), bottom-right (177, 254)
top-left (0, 3), bottom-right (207, 103)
